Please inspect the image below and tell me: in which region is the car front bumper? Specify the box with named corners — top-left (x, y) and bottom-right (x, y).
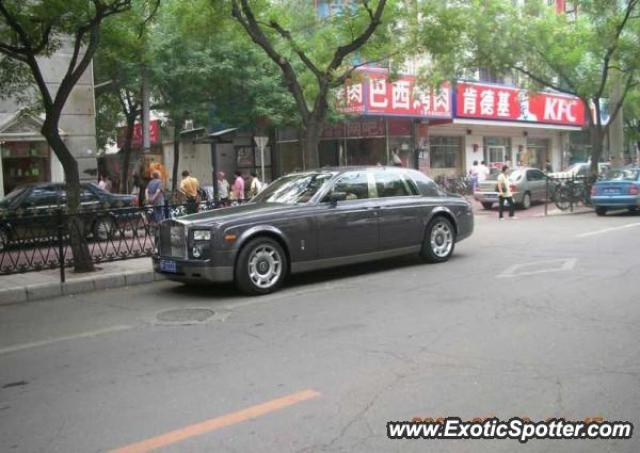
top-left (152, 256), bottom-right (234, 284)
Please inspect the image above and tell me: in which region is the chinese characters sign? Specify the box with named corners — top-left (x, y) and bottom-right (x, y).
top-left (117, 120), bottom-right (161, 150)
top-left (336, 69), bottom-right (452, 119)
top-left (455, 82), bottom-right (586, 127)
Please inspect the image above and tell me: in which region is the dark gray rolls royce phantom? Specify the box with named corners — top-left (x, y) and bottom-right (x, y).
top-left (153, 167), bottom-right (473, 295)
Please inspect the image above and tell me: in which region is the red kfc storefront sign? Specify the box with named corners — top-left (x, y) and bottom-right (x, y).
top-left (336, 69), bottom-right (452, 119)
top-left (455, 81), bottom-right (586, 127)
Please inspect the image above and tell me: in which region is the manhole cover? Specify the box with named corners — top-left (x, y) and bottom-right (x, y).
top-left (156, 308), bottom-right (215, 323)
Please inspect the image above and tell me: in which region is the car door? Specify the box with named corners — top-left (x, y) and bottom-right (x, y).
top-left (526, 169), bottom-right (547, 201)
top-left (15, 185), bottom-right (62, 241)
top-left (372, 170), bottom-right (425, 251)
top-left (316, 170), bottom-right (379, 259)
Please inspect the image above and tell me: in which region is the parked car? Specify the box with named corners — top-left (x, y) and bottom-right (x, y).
top-left (0, 182), bottom-right (139, 251)
top-left (549, 162), bottom-right (610, 179)
top-left (590, 167), bottom-right (640, 216)
top-left (152, 166), bottom-right (474, 295)
top-left (474, 167), bottom-right (551, 210)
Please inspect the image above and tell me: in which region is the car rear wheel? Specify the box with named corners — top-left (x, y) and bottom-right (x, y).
top-left (520, 192), bottom-right (532, 210)
top-left (235, 237), bottom-right (287, 295)
top-left (595, 207), bottom-right (607, 216)
top-left (421, 216), bottom-right (456, 263)
top-left (481, 202), bottom-right (493, 210)
top-left (93, 217), bottom-right (115, 241)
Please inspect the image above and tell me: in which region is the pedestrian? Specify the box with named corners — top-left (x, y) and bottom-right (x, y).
top-left (478, 160), bottom-right (490, 182)
top-left (249, 171), bottom-right (264, 197)
top-left (145, 170), bottom-right (166, 225)
top-left (98, 174), bottom-right (107, 191)
top-left (131, 173), bottom-right (142, 199)
top-left (470, 160), bottom-right (479, 193)
top-left (545, 159), bottom-right (553, 173)
top-left (217, 171), bottom-right (230, 206)
top-left (231, 170), bottom-right (245, 204)
top-left (179, 170), bottom-right (200, 214)
top-left (391, 148), bottom-right (403, 166)
top-left (497, 165), bottom-right (516, 220)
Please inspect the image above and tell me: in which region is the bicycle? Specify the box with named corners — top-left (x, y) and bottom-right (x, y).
top-left (552, 177), bottom-right (592, 211)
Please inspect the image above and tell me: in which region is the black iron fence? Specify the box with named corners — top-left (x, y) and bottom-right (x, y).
top-left (544, 174), bottom-right (595, 214)
top-left (0, 203), bottom-right (213, 279)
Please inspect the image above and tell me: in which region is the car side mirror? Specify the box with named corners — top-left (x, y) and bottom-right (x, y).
top-left (328, 191), bottom-right (347, 205)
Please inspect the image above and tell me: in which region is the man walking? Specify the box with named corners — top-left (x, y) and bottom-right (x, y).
top-left (217, 171), bottom-right (230, 206)
top-left (478, 160), bottom-right (490, 182)
top-left (145, 171), bottom-right (166, 225)
top-left (180, 170), bottom-right (200, 214)
top-left (249, 171), bottom-right (264, 197)
top-left (497, 165), bottom-right (516, 220)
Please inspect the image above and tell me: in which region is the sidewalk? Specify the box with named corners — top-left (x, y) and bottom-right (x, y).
top-left (0, 257), bottom-right (164, 305)
top-left (468, 197), bottom-right (593, 218)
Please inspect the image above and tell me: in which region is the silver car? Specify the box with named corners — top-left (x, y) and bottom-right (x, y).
top-left (474, 167), bottom-right (550, 210)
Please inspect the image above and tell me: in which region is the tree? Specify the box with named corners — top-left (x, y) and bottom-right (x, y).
top-left (0, 0), bottom-right (138, 272)
top-left (418, 0), bottom-right (640, 174)
top-left (230, 0), bottom-right (394, 169)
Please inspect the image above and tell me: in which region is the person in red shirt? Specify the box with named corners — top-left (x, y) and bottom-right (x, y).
top-left (231, 170), bottom-right (245, 203)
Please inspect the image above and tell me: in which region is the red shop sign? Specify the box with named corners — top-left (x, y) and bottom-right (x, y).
top-left (117, 120), bottom-right (160, 149)
top-left (336, 69), bottom-right (452, 119)
top-left (455, 81), bottom-right (586, 127)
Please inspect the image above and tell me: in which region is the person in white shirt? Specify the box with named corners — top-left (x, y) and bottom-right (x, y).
top-left (470, 160), bottom-right (479, 193)
top-left (478, 161), bottom-right (490, 182)
top-left (497, 165), bottom-right (516, 220)
top-left (217, 171), bottom-right (230, 206)
top-left (249, 171), bottom-right (264, 197)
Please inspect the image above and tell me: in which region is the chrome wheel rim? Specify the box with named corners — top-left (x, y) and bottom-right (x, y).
top-left (430, 222), bottom-right (453, 258)
top-left (248, 245), bottom-right (282, 289)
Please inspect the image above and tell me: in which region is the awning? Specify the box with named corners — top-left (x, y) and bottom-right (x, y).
top-left (451, 118), bottom-right (584, 132)
top-left (209, 128), bottom-right (238, 138)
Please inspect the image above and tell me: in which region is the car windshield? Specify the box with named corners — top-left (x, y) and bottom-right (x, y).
top-left (252, 172), bottom-right (335, 204)
top-left (0, 187), bottom-right (26, 208)
top-left (604, 168), bottom-right (639, 181)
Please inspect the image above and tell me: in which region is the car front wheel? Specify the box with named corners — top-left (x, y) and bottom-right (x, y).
top-left (595, 207), bottom-right (607, 216)
top-left (421, 216), bottom-right (456, 263)
top-left (235, 237), bottom-right (287, 295)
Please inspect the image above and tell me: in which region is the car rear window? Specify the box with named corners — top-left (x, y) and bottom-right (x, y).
top-left (604, 168), bottom-right (639, 181)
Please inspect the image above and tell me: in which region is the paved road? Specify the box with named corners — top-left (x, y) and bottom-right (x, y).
top-left (1, 211), bottom-right (639, 452)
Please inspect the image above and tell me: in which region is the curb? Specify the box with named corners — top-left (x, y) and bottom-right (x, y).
top-left (0, 270), bottom-right (166, 305)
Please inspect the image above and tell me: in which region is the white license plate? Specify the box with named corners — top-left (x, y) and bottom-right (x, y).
top-left (160, 259), bottom-right (177, 273)
top-left (604, 188), bottom-right (620, 194)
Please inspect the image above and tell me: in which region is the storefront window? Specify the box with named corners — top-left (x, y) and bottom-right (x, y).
top-left (525, 138), bottom-right (550, 169)
top-left (429, 136), bottom-right (462, 169)
top-left (1, 141), bottom-right (50, 195)
top-left (483, 137), bottom-right (512, 169)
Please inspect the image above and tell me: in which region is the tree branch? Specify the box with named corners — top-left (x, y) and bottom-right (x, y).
top-left (231, 0), bottom-right (310, 121)
top-left (604, 74), bottom-right (638, 135)
top-left (511, 64), bottom-right (577, 96)
top-left (266, 19), bottom-right (323, 80)
top-left (595, 0), bottom-right (639, 99)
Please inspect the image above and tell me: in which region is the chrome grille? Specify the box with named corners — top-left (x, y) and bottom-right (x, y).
top-left (159, 221), bottom-right (186, 258)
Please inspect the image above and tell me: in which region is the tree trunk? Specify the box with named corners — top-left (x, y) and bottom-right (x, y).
top-left (302, 121), bottom-right (321, 170)
top-left (589, 124), bottom-right (604, 175)
top-left (120, 112), bottom-right (136, 193)
top-left (41, 121), bottom-right (95, 273)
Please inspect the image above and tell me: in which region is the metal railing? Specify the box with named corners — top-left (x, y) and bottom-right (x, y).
top-left (0, 202), bottom-right (218, 280)
top-left (544, 174), bottom-right (595, 214)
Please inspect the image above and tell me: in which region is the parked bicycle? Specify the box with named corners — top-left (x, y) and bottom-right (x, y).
top-left (551, 176), bottom-right (593, 211)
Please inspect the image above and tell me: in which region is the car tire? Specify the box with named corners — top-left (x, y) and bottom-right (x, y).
top-left (595, 207), bottom-right (607, 216)
top-left (93, 217), bottom-right (115, 241)
top-left (520, 192), bottom-right (532, 210)
top-left (235, 237), bottom-right (287, 295)
top-left (481, 202), bottom-right (493, 210)
top-left (421, 216), bottom-right (456, 263)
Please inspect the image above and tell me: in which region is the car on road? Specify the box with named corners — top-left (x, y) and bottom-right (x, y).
top-left (474, 167), bottom-right (550, 210)
top-left (590, 167), bottom-right (640, 216)
top-left (0, 182), bottom-right (139, 251)
top-left (153, 166), bottom-right (474, 295)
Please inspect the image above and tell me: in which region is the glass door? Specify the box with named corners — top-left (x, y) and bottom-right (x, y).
top-left (486, 145), bottom-right (506, 170)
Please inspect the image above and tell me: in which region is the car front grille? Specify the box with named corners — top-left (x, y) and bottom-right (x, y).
top-left (159, 220), bottom-right (186, 258)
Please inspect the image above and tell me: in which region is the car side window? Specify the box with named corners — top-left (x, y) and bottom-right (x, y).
top-left (22, 186), bottom-right (59, 207)
top-left (373, 171), bottom-right (414, 198)
top-left (527, 170), bottom-right (544, 181)
top-left (326, 171), bottom-right (370, 201)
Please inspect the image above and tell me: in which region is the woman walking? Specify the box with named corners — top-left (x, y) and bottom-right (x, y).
top-left (497, 165), bottom-right (516, 220)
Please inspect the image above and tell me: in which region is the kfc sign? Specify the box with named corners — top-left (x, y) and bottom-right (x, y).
top-left (336, 69), bottom-right (452, 119)
top-left (455, 82), bottom-right (586, 127)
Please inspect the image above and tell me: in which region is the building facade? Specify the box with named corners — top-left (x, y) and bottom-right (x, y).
top-left (0, 41), bottom-right (98, 197)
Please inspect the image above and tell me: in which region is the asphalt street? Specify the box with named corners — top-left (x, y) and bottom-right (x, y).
top-left (1, 210), bottom-right (639, 453)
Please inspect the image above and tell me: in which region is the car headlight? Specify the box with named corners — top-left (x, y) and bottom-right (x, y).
top-left (192, 229), bottom-right (211, 241)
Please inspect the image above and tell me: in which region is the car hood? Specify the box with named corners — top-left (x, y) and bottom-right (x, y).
top-left (178, 202), bottom-right (300, 227)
